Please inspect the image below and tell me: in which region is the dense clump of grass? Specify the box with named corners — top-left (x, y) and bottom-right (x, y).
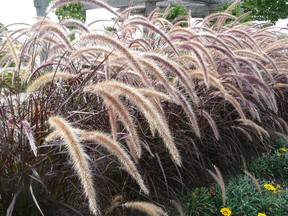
top-left (1, 0), bottom-right (288, 214)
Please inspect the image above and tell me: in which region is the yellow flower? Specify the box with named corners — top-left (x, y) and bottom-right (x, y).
top-left (279, 147), bottom-right (286, 153)
top-left (258, 213), bottom-right (267, 216)
top-left (264, 183), bottom-right (276, 191)
top-left (277, 153), bottom-right (282, 157)
top-left (220, 207), bottom-right (232, 216)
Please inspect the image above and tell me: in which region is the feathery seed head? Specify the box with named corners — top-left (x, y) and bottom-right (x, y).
top-left (84, 81), bottom-right (182, 166)
top-left (26, 72), bottom-right (76, 93)
top-left (48, 116), bottom-right (100, 215)
top-left (122, 201), bottom-right (168, 216)
top-left (81, 131), bottom-right (149, 194)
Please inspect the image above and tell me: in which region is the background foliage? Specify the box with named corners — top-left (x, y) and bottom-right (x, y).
top-left (243, 0), bottom-right (288, 24)
top-left (49, 0), bottom-right (85, 22)
top-left (219, 0), bottom-right (288, 24)
top-left (165, 4), bottom-right (189, 27)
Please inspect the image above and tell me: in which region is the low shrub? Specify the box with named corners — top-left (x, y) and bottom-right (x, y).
top-left (184, 141), bottom-right (288, 216)
top-left (184, 175), bottom-right (288, 216)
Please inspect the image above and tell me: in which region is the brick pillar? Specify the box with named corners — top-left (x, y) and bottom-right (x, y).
top-left (34, 0), bottom-right (49, 17)
top-left (145, 1), bottom-right (157, 16)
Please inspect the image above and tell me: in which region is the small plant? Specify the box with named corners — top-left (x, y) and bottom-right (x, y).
top-left (165, 4), bottom-right (189, 27)
top-left (185, 175), bottom-right (288, 215)
top-left (185, 187), bottom-right (217, 216)
top-left (49, 0), bottom-right (85, 22)
top-left (184, 141), bottom-right (288, 216)
top-left (248, 153), bottom-right (288, 180)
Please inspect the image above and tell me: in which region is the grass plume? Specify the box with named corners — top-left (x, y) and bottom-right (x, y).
top-left (47, 116), bottom-right (100, 215)
top-left (80, 131), bottom-right (149, 195)
top-left (26, 72), bottom-right (76, 93)
top-left (122, 201), bottom-right (168, 216)
top-left (84, 88), bottom-right (142, 159)
top-left (84, 81), bottom-right (182, 166)
top-left (208, 165), bottom-right (226, 206)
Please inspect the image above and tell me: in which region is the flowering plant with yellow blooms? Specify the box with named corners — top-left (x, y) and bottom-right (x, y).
top-left (220, 207), bottom-right (232, 216)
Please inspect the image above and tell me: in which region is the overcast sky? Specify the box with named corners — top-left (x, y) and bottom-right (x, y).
top-left (0, 0), bottom-right (287, 29)
top-left (0, 0), bottom-right (36, 25)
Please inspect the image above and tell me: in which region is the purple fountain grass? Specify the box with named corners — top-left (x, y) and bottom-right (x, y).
top-left (48, 116), bottom-right (100, 215)
top-left (2, 1), bottom-right (288, 213)
top-left (188, 70), bottom-right (227, 96)
top-left (60, 19), bottom-right (89, 32)
top-left (190, 33), bottom-right (234, 56)
top-left (129, 38), bottom-right (152, 51)
top-left (222, 93), bottom-right (246, 120)
top-left (148, 7), bottom-right (161, 21)
top-left (205, 44), bottom-right (237, 66)
top-left (221, 73), bottom-right (272, 96)
top-left (32, 21), bottom-right (72, 50)
top-left (168, 34), bottom-right (190, 42)
top-left (208, 165), bottom-right (226, 206)
top-left (168, 28), bottom-right (197, 39)
top-left (213, 0), bottom-right (241, 29)
top-left (227, 29), bottom-right (262, 52)
top-left (243, 57), bottom-right (274, 81)
top-left (78, 33), bottom-right (150, 86)
top-left (21, 120), bottom-right (37, 157)
top-left (186, 41), bottom-right (217, 72)
top-left (3, 32), bottom-right (19, 67)
top-left (222, 83), bottom-right (247, 105)
top-left (122, 201), bottom-right (168, 216)
top-left (175, 92), bottom-right (201, 138)
top-left (70, 46), bottom-right (113, 60)
top-left (201, 110), bottom-right (220, 140)
top-left (26, 72), bottom-right (77, 93)
top-left (202, 12), bottom-right (237, 28)
top-left (86, 88), bottom-right (142, 160)
top-left (139, 88), bottom-right (173, 103)
top-left (233, 125), bottom-right (253, 142)
top-left (218, 33), bottom-right (246, 49)
top-left (84, 81), bottom-right (182, 166)
top-left (120, 6), bottom-right (147, 18)
top-left (178, 43), bottom-right (213, 87)
top-left (263, 38), bottom-right (288, 53)
top-left (137, 57), bottom-right (180, 102)
top-left (152, 17), bottom-right (175, 29)
top-left (107, 106), bottom-right (117, 140)
top-left (229, 11), bottom-right (252, 27)
top-left (277, 118), bottom-right (288, 133)
top-left (220, 72), bottom-right (277, 112)
top-left (47, 38), bottom-right (70, 52)
top-left (143, 53), bottom-right (200, 106)
top-left (124, 18), bottom-right (179, 55)
top-left (171, 15), bottom-right (190, 26)
top-left (107, 55), bottom-right (151, 86)
top-left (238, 118), bottom-right (270, 140)
top-left (80, 130), bottom-right (149, 195)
